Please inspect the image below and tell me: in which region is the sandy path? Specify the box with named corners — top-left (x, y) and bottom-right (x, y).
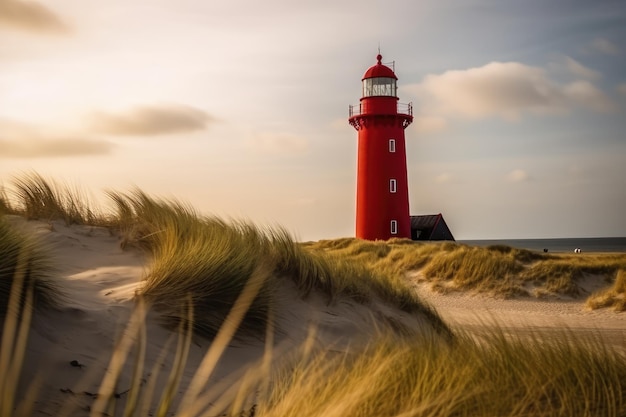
top-left (414, 282), bottom-right (626, 350)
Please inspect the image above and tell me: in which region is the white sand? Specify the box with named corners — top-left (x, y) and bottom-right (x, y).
top-left (7, 218), bottom-right (625, 416)
top-left (11, 219), bottom-right (433, 416)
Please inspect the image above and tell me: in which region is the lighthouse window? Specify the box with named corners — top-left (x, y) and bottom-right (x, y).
top-left (390, 220), bottom-right (398, 235)
top-left (362, 77), bottom-right (397, 97)
top-left (389, 139), bottom-right (396, 153)
top-left (389, 179), bottom-right (397, 193)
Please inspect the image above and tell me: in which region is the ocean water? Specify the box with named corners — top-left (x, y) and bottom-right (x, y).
top-left (458, 237), bottom-right (626, 253)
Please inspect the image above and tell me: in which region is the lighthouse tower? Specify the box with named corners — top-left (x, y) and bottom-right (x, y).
top-left (349, 54), bottom-right (413, 240)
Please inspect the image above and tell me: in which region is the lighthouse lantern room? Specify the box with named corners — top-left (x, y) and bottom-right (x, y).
top-left (349, 54), bottom-right (413, 240)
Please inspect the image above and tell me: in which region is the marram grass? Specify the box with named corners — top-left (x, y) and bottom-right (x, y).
top-left (0, 216), bottom-right (63, 316)
top-left (586, 269), bottom-right (626, 311)
top-left (105, 189), bottom-right (451, 339)
top-left (10, 172), bottom-right (106, 226)
top-left (261, 329), bottom-right (626, 417)
top-left (308, 238), bottom-right (626, 299)
top-left (5, 282), bottom-right (626, 417)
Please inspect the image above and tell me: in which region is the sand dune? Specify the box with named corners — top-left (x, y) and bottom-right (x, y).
top-left (12, 219), bottom-right (442, 416)
top-left (5, 217), bottom-right (624, 416)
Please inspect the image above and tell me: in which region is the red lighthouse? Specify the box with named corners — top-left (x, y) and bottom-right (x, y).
top-left (349, 54), bottom-right (413, 240)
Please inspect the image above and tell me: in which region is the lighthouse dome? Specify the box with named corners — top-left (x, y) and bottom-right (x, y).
top-left (362, 54), bottom-right (397, 80)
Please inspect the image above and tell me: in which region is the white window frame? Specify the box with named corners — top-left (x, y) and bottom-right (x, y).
top-left (389, 139), bottom-right (396, 153)
top-left (389, 179), bottom-right (397, 193)
top-left (390, 220), bottom-right (398, 235)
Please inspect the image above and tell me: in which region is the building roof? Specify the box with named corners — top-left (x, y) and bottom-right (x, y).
top-left (410, 213), bottom-right (456, 241)
top-left (362, 54), bottom-right (397, 80)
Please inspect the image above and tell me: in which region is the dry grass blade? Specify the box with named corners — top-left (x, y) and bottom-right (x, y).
top-left (90, 298), bottom-right (149, 417)
top-left (176, 260), bottom-right (271, 417)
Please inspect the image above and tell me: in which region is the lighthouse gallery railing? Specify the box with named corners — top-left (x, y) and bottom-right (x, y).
top-left (348, 102), bottom-right (413, 118)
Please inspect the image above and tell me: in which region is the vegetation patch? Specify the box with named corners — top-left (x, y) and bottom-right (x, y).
top-left (307, 238), bottom-right (626, 302)
top-left (263, 329), bottom-right (626, 417)
top-left (0, 217), bottom-right (62, 316)
top-left (586, 270), bottom-right (626, 311)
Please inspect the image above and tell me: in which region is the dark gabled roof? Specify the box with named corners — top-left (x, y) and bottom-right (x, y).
top-left (410, 213), bottom-right (455, 241)
top-left (410, 214), bottom-right (440, 230)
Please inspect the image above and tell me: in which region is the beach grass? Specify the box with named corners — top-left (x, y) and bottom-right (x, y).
top-left (586, 269), bottom-right (626, 311)
top-left (308, 238), bottom-right (626, 299)
top-left (0, 216), bottom-right (62, 316)
top-left (8, 172), bottom-right (106, 227)
top-left (261, 328), bottom-right (626, 417)
top-left (105, 189), bottom-right (451, 339)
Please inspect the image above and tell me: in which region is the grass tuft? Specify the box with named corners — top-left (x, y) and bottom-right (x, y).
top-left (0, 216), bottom-right (63, 316)
top-left (9, 172), bottom-right (105, 226)
top-left (586, 270), bottom-right (626, 311)
top-left (258, 327), bottom-right (626, 417)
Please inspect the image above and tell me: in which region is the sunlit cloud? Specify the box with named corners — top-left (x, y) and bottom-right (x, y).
top-left (560, 56), bottom-right (600, 80)
top-left (0, 119), bottom-right (113, 158)
top-left (0, 138), bottom-right (113, 158)
top-left (591, 37), bottom-right (621, 56)
top-left (506, 169), bottom-right (531, 182)
top-left (88, 104), bottom-right (212, 137)
top-left (0, 0), bottom-right (70, 34)
top-left (410, 61), bottom-right (615, 121)
top-left (245, 132), bottom-right (309, 155)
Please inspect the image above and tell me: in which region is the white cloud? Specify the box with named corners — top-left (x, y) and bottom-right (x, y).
top-left (0, 0), bottom-right (70, 34)
top-left (0, 119), bottom-right (113, 158)
top-left (0, 137), bottom-right (113, 158)
top-left (562, 80), bottom-right (615, 112)
top-left (245, 132), bottom-right (309, 155)
top-left (591, 38), bottom-right (621, 56)
top-left (88, 104), bottom-right (212, 137)
top-left (561, 56), bottom-right (600, 80)
top-left (411, 61), bottom-right (615, 121)
top-left (506, 169), bottom-right (530, 182)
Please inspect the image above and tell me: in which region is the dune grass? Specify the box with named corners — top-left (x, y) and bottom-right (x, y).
top-left (586, 270), bottom-right (626, 311)
top-left (308, 238), bottom-right (626, 299)
top-left (261, 328), bottom-right (626, 417)
top-left (0, 216), bottom-right (62, 316)
top-left (105, 189), bottom-right (451, 339)
top-left (1, 173), bottom-right (451, 339)
top-left (9, 172), bottom-right (106, 226)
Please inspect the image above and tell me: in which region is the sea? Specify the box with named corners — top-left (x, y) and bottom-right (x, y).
top-left (458, 237), bottom-right (626, 253)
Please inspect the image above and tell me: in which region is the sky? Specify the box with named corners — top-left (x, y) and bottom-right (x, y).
top-left (1, 0), bottom-right (625, 241)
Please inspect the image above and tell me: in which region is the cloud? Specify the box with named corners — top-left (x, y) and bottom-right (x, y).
top-left (0, 0), bottom-right (70, 34)
top-left (0, 119), bottom-right (113, 158)
top-left (0, 138), bottom-right (113, 158)
top-left (245, 132), bottom-right (309, 155)
top-left (411, 61), bottom-right (615, 121)
top-left (561, 56), bottom-right (600, 80)
top-left (562, 81), bottom-right (615, 112)
top-left (506, 169), bottom-right (530, 182)
top-left (618, 83), bottom-right (626, 95)
top-left (88, 104), bottom-right (212, 136)
top-left (591, 38), bottom-right (621, 56)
